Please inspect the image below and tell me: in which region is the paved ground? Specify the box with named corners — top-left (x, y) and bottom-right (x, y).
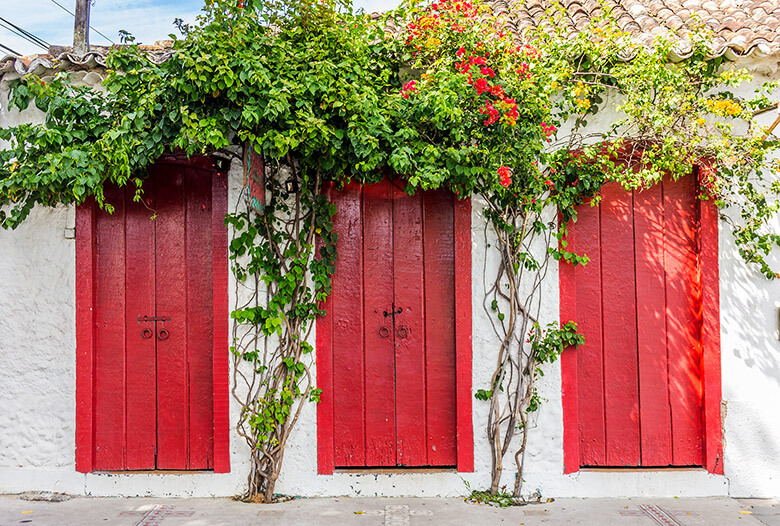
top-left (0, 494), bottom-right (778, 526)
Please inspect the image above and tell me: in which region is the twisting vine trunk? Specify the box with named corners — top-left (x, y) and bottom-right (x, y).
top-left (479, 194), bottom-right (582, 499)
top-left (226, 147), bottom-right (336, 502)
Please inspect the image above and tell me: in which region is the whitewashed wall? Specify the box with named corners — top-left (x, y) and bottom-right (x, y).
top-left (0, 56), bottom-right (779, 498)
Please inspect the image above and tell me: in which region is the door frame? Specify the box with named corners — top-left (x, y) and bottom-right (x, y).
top-left (316, 191), bottom-right (474, 474)
top-left (559, 166), bottom-right (723, 475)
top-left (74, 155), bottom-right (231, 473)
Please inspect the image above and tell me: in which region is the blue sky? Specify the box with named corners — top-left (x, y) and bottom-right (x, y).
top-left (1, 0), bottom-right (402, 57)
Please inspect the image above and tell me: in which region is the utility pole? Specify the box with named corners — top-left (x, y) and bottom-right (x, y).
top-left (73, 0), bottom-right (90, 55)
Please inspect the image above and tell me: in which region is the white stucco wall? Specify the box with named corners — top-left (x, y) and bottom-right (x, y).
top-left (1, 56), bottom-right (779, 498)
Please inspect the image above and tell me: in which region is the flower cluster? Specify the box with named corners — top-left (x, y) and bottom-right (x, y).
top-left (400, 80), bottom-right (418, 99)
top-left (455, 51), bottom-right (521, 127)
top-left (698, 164), bottom-right (719, 199)
top-left (404, 0), bottom-right (480, 51)
top-left (541, 121), bottom-right (557, 140)
top-left (704, 98), bottom-right (742, 117)
top-left (497, 165), bottom-right (512, 187)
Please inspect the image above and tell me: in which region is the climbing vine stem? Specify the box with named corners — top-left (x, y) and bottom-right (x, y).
top-left (226, 152), bottom-right (336, 502)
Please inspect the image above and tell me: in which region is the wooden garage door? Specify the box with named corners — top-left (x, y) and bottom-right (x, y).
top-left (90, 164), bottom-right (215, 470)
top-left (564, 175), bottom-right (704, 467)
top-left (322, 178), bottom-right (458, 468)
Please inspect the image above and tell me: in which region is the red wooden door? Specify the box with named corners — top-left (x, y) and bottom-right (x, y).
top-left (565, 175), bottom-right (704, 467)
top-left (324, 178), bottom-right (458, 468)
top-left (92, 163), bottom-right (214, 471)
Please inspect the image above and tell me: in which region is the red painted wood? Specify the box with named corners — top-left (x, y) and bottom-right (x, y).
top-left (561, 171), bottom-right (717, 471)
top-left (453, 197), bottom-right (474, 472)
top-left (186, 167), bottom-right (214, 469)
top-left (423, 190), bottom-right (457, 466)
top-left (634, 182), bottom-right (673, 466)
top-left (320, 179), bottom-right (469, 471)
top-left (393, 186), bottom-right (427, 466)
top-left (363, 178), bottom-right (396, 466)
top-left (78, 157), bottom-right (227, 473)
top-left (331, 182), bottom-right (366, 466)
top-left (663, 173), bottom-right (704, 466)
top-left (699, 169), bottom-right (723, 474)
top-left (75, 201), bottom-right (96, 473)
top-left (93, 183), bottom-right (127, 470)
top-left (599, 183), bottom-right (641, 466)
top-left (124, 181), bottom-right (157, 470)
top-left (211, 168), bottom-right (231, 474)
top-left (559, 213), bottom-right (579, 474)
top-left (154, 165), bottom-right (190, 469)
top-left (573, 199), bottom-right (606, 466)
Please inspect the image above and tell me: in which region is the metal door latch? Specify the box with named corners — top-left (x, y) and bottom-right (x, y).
top-left (137, 315), bottom-right (172, 323)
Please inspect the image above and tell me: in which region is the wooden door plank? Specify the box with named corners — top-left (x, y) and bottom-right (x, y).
top-left (422, 190), bottom-right (457, 466)
top-left (453, 197), bottom-right (474, 472)
top-left (560, 212), bottom-right (580, 473)
top-left (211, 168), bottom-right (231, 473)
top-left (699, 187), bottom-right (723, 474)
top-left (93, 183), bottom-right (127, 470)
top-left (663, 174), bottom-right (704, 466)
top-left (331, 182), bottom-right (366, 466)
top-left (634, 182), bottom-right (673, 466)
top-left (393, 184), bottom-right (427, 466)
top-left (124, 180), bottom-right (157, 470)
top-left (362, 178), bottom-right (396, 466)
top-left (600, 183), bottom-right (641, 466)
top-left (573, 199), bottom-right (606, 466)
top-left (154, 165), bottom-right (190, 469)
top-left (75, 202), bottom-right (96, 473)
top-left (185, 167), bottom-right (215, 470)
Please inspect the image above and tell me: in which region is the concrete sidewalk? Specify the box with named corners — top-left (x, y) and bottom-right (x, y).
top-left (0, 494), bottom-right (778, 526)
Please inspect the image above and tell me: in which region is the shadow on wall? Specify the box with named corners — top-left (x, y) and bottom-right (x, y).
top-left (719, 212), bottom-right (780, 390)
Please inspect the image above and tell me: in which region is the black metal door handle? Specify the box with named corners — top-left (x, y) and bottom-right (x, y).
top-left (157, 328), bottom-right (170, 341)
top-left (379, 326), bottom-right (391, 338)
top-left (397, 326), bottom-right (408, 339)
top-left (141, 328), bottom-right (153, 339)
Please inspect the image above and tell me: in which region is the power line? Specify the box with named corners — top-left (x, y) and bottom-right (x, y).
top-left (0, 16), bottom-right (50, 48)
top-left (0, 42), bottom-right (22, 56)
top-left (0, 17), bottom-right (49, 52)
top-left (47, 0), bottom-right (116, 44)
top-left (0, 22), bottom-right (45, 50)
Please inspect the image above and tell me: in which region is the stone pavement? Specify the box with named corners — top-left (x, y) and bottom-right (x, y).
top-left (0, 494), bottom-right (778, 526)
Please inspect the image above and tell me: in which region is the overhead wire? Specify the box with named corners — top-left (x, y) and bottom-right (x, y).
top-left (0, 42), bottom-right (22, 56)
top-left (0, 16), bottom-right (50, 51)
top-left (47, 0), bottom-right (116, 44)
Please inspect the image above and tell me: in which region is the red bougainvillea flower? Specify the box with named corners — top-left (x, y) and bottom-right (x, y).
top-left (489, 84), bottom-right (504, 98)
top-left (522, 44), bottom-right (540, 59)
top-left (544, 179), bottom-right (554, 188)
top-left (480, 66), bottom-right (495, 77)
top-left (400, 80), bottom-right (418, 99)
top-left (516, 62), bottom-right (530, 78)
top-left (456, 46), bottom-right (466, 56)
top-left (497, 166), bottom-right (512, 187)
top-left (473, 78), bottom-right (489, 95)
top-left (540, 121), bottom-right (557, 140)
top-left (480, 100), bottom-right (500, 125)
